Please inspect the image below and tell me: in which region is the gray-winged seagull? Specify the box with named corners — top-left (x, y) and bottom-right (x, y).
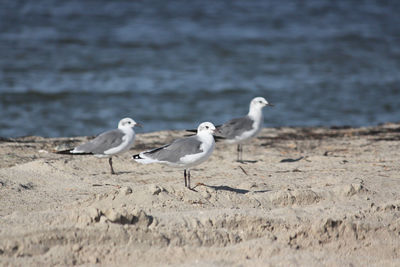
top-left (57, 117), bottom-right (141, 174)
top-left (133, 122), bottom-right (217, 189)
top-left (217, 97), bottom-right (272, 162)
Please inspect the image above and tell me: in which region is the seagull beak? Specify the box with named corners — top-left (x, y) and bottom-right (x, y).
top-left (212, 128), bottom-right (225, 140)
top-left (135, 123), bottom-right (143, 128)
top-left (266, 103), bottom-right (274, 107)
top-left (213, 128), bottom-right (221, 135)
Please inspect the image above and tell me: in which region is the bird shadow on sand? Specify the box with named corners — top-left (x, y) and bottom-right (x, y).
top-left (114, 171), bottom-right (135, 175)
top-left (237, 160), bottom-right (258, 164)
top-left (90, 171), bottom-right (134, 176)
top-left (196, 184), bottom-right (271, 194)
top-left (280, 156), bottom-right (304, 163)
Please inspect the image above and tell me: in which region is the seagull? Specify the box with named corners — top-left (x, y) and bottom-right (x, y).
top-left (133, 122), bottom-right (217, 189)
top-left (57, 117), bottom-right (141, 174)
top-left (217, 97), bottom-right (272, 162)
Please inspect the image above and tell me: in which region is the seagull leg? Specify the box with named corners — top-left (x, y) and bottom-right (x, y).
top-left (237, 144), bottom-right (244, 163)
top-left (109, 158), bottom-right (115, 175)
top-left (240, 144), bottom-right (243, 162)
top-left (184, 169), bottom-right (187, 188)
top-left (187, 170), bottom-right (191, 189)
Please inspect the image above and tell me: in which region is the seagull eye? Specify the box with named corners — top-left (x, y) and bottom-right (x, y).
top-left (259, 101), bottom-right (263, 103)
top-left (206, 126), bottom-right (209, 129)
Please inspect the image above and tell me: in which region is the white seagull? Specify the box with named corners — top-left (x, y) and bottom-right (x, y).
top-left (217, 97), bottom-right (273, 162)
top-left (133, 122), bottom-right (217, 189)
top-left (57, 117), bottom-right (141, 174)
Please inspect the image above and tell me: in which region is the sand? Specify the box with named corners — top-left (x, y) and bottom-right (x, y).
top-left (1, 124), bottom-right (400, 266)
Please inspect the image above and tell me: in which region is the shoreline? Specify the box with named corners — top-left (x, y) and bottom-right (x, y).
top-left (2, 121), bottom-right (399, 141)
top-left (1, 123), bottom-right (400, 266)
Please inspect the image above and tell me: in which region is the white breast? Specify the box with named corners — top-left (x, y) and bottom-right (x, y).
top-left (227, 113), bottom-right (263, 144)
top-left (103, 128), bottom-right (135, 156)
top-left (179, 133), bottom-right (215, 168)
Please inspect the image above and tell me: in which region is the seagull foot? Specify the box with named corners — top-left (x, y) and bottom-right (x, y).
top-left (186, 186), bottom-right (198, 192)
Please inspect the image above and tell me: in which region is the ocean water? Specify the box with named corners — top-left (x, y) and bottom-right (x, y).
top-left (1, 0), bottom-right (400, 137)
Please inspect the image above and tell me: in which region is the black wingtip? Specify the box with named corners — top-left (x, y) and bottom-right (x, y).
top-left (183, 133), bottom-right (197, 137)
top-left (132, 154), bottom-right (141, 160)
top-left (55, 149), bottom-right (73, 154)
top-left (55, 149), bottom-right (93, 155)
top-left (214, 136), bottom-right (226, 142)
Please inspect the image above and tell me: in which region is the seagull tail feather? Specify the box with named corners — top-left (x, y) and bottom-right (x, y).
top-left (132, 153), bottom-right (158, 164)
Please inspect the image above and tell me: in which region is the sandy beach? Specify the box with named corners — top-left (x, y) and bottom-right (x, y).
top-left (1, 124), bottom-right (400, 266)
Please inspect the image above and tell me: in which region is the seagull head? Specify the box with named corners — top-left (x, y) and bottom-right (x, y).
top-left (197, 122), bottom-right (217, 135)
top-left (118, 118), bottom-right (142, 129)
top-left (250, 97), bottom-right (273, 109)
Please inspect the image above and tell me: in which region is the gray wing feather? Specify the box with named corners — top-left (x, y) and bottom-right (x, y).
top-left (75, 129), bottom-right (125, 154)
top-left (218, 116), bottom-right (254, 139)
top-left (144, 135), bottom-right (203, 163)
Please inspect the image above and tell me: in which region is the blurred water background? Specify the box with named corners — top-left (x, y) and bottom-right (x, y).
top-left (1, 0), bottom-right (400, 137)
